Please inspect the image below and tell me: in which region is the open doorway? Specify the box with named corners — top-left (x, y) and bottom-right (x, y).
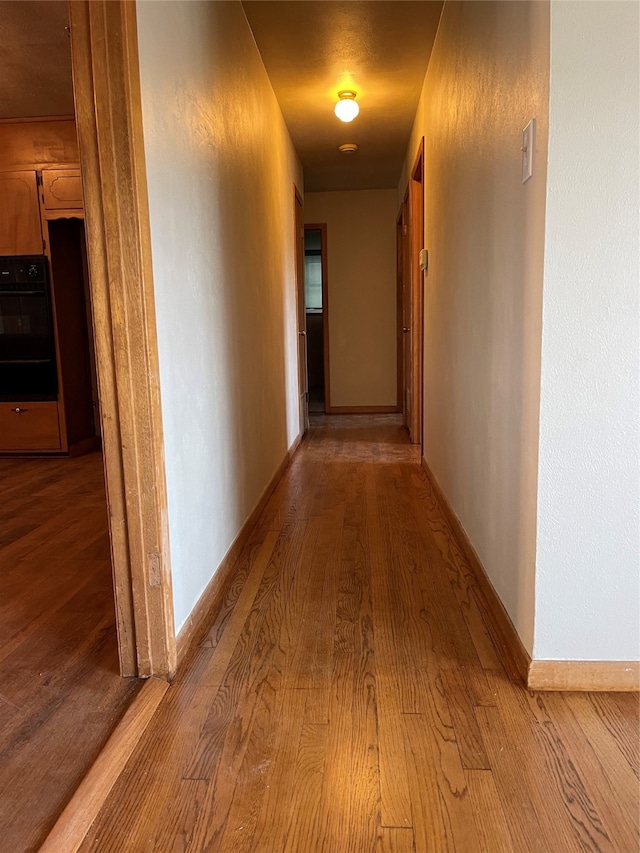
top-left (0, 1), bottom-right (174, 846)
top-left (0, 117), bottom-right (134, 853)
top-left (304, 224), bottom-right (329, 413)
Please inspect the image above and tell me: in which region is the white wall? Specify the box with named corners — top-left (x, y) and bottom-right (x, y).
top-left (136, 1), bottom-right (302, 633)
top-left (304, 190), bottom-right (398, 409)
top-left (400, 1), bottom-right (550, 653)
top-left (535, 1), bottom-right (640, 661)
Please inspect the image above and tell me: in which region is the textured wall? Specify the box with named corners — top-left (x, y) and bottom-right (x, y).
top-left (535, 1), bottom-right (640, 660)
top-left (136, 1), bottom-right (302, 633)
top-left (304, 189), bottom-right (398, 409)
top-left (400, 1), bottom-right (550, 653)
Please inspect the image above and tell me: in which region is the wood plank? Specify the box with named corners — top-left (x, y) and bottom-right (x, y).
top-left (367, 466), bottom-right (413, 826)
top-left (420, 457), bottom-right (531, 684)
top-left (71, 415), bottom-right (639, 853)
top-left (475, 704), bottom-right (553, 852)
top-left (0, 453), bottom-right (142, 853)
top-left (376, 827), bottom-right (415, 852)
top-left (563, 692), bottom-right (639, 779)
top-left (529, 691), bottom-right (640, 851)
top-left (464, 769), bottom-right (515, 853)
top-left (403, 712), bottom-right (479, 852)
top-left (175, 433), bottom-right (302, 667)
top-left (282, 720), bottom-right (330, 852)
top-left (39, 677), bottom-right (167, 853)
top-left (483, 670), bottom-right (621, 852)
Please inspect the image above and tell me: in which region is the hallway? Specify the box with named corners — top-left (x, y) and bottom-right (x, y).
top-left (74, 416), bottom-right (638, 852)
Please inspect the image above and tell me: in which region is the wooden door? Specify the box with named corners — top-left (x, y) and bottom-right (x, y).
top-left (294, 187), bottom-right (308, 434)
top-left (0, 171), bottom-right (42, 255)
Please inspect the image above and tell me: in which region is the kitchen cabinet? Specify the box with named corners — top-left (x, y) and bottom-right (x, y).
top-left (42, 169), bottom-right (83, 212)
top-left (0, 120), bottom-right (97, 456)
top-left (0, 171), bottom-right (42, 255)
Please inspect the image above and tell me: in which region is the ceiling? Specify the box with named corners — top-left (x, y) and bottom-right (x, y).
top-left (0, 0), bottom-right (443, 191)
top-left (242, 0), bottom-right (443, 192)
top-left (0, 1), bottom-right (73, 119)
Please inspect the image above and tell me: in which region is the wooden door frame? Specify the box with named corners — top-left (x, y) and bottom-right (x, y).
top-left (69, 0), bottom-right (176, 679)
top-left (303, 223), bottom-right (330, 413)
top-left (293, 185), bottom-right (308, 435)
top-left (396, 206), bottom-right (404, 419)
top-left (408, 138), bottom-right (425, 447)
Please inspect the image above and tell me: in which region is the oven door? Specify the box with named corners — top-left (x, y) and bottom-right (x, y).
top-left (0, 292), bottom-right (58, 399)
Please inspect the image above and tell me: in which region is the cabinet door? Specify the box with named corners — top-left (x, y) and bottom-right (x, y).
top-left (42, 169), bottom-right (83, 210)
top-left (0, 171), bottom-right (42, 255)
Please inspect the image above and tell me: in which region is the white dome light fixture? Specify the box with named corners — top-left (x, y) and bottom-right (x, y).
top-left (334, 91), bottom-right (360, 123)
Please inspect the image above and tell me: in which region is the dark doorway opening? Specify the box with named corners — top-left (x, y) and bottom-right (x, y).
top-left (304, 224), bottom-right (329, 413)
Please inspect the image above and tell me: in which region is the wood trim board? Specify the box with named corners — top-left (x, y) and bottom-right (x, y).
top-left (176, 434), bottom-right (303, 668)
top-left (421, 456), bottom-right (640, 692)
top-left (69, 0), bottom-right (176, 678)
top-left (420, 456), bottom-right (531, 685)
top-left (528, 660), bottom-right (640, 692)
top-left (39, 677), bottom-right (168, 853)
top-left (294, 185), bottom-right (308, 435)
top-left (408, 138), bottom-right (424, 447)
top-left (396, 205), bottom-right (404, 418)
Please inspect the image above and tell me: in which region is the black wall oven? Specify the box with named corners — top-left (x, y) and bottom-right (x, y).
top-left (0, 256), bottom-right (58, 401)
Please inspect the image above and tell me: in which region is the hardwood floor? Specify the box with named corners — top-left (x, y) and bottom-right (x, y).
top-left (0, 452), bottom-right (141, 853)
top-left (76, 416), bottom-right (638, 852)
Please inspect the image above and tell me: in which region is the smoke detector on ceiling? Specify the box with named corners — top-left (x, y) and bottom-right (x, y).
top-left (338, 143), bottom-right (359, 155)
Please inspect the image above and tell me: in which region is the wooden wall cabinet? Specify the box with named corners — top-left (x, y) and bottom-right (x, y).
top-left (0, 171), bottom-right (42, 255)
top-left (0, 120), bottom-right (97, 455)
top-left (42, 169), bottom-right (83, 213)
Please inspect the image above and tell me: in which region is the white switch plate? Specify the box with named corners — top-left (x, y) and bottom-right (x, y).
top-left (522, 119), bottom-right (535, 183)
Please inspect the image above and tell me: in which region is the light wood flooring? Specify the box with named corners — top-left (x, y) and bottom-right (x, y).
top-left (73, 417), bottom-right (637, 850)
top-left (0, 452), bottom-right (141, 853)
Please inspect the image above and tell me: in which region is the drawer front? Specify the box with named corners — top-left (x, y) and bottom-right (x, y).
top-left (42, 169), bottom-right (83, 210)
top-left (0, 402), bottom-right (61, 451)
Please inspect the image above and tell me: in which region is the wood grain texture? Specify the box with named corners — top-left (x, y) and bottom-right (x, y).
top-left (0, 402), bottom-right (61, 451)
top-left (39, 677), bottom-right (167, 853)
top-left (69, 0), bottom-right (175, 677)
top-left (421, 456), bottom-right (640, 694)
top-left (0, 452), bottom-right (141, 853)
top-left (0, 119), bottom-right (79, 172)
top-left (421, 455), bottom-right (531, 684)
top-left (528, 660), bottom-right (640, 692)
top-left (175, 434), bottom-right (302, 668)
top-left (74, 416), bottom-right (639, 853)
top-left (42, 168), bottom-right (84, 210)
top-left (0, 170), bottom-right (42, 254)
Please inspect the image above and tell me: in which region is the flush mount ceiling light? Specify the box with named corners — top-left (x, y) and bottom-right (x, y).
top-left (334, 91), bottom-right (360, 123)
top-left (338, 143), bottom-right (359, 154)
